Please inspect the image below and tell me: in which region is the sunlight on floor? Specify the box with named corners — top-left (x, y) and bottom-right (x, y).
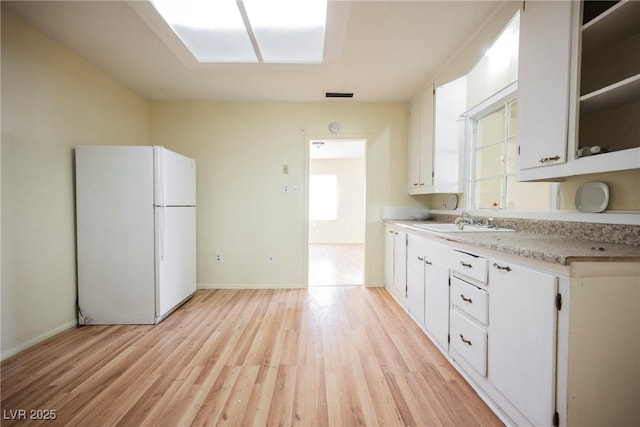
top-left (309, 243), bottom-right (364, 286)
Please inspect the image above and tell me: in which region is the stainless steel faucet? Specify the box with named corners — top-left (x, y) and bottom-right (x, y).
top-left (455, 212), bottom-right (495, 230)
top-left (455, 211), bottom-right (476, 230)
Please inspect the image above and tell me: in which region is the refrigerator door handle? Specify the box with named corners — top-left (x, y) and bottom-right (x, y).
top-left (158, 206), bottom-right (165, 261)
top-left (156, 147), bottom-right (167, 207)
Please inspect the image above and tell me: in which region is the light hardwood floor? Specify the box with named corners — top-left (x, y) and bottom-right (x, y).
top-left (1, 287), bottom-right (503, 426)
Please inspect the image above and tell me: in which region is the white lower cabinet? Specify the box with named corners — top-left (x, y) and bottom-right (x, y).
top-left (450, 277), bottom-right (488, 325)
top-left (384, 225), bottom-right (407, 305)
top-left (488, 257), bottom-right (558, 427)
top-left (450, 309), bottom-right (487, 376)
top-left (423, 252), bottom-right (449, 349)
top-left (406, 245), bottom-right (426, 324)
top-left (387, 224), bottom-right (640, 427)
top-left (406, 234), bottom-right (451, 349)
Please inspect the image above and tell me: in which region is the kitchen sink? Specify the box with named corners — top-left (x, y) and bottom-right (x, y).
top-left (412, 223), bottom-right (514, 233)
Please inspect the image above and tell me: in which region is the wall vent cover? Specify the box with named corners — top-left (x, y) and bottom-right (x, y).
top-left (325, 92), bottom-right (354, 98)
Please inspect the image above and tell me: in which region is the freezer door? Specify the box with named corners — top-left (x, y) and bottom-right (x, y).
top-left (75, 145), bottom-right (156, 324)
top-left (155, 206), bottom-right (197, 320)
top-left (154, 147), bottom-right (196, 206)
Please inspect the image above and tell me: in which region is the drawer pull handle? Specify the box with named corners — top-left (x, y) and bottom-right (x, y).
top-left (459, 334), bottom-right (472, 346)
top-left (425, 260), bottom-right (432, 265)
top-left (492, 263), bottom-right (511, 272)
top-left (460, 294), bottom-right (473, 303)
top-left (460, 261), bottom-right (473, 269)
top-left (417, 256), bottom-right (424, 261)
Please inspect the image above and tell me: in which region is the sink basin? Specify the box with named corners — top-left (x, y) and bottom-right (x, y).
top-left (413, 223), bottom-right (514, 233)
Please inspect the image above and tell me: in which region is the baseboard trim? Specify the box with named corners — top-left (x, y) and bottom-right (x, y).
top-left (197, 283), bottom-right (305, 290)
top-left (198, 283), bottom-right (385, 289)
top-left (1, 320), bottom-right (77, 361)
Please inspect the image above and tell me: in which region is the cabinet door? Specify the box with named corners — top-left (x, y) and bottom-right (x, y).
top-left (393, 231), bottom-right (407, 303)
top-left (384, 227), bottom-right (395, 289)
top-left (424, 260), bottom-right (450, 349)
top-left (407, 249), bottom-right (425, 325)
top-left (407, 89), bottom-right (434, 194)
top-left (408, 98), bottom-right (421, 191)
top-left (518, 0), bottom-right (574, 172)
top-left (419, 90), bottom-right (434, 188)
top-left (433, 76), bottom-right (466, 193)
top-left (489, 258), bottom-right (558, 427)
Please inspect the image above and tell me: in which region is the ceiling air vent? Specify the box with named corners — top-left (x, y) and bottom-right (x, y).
top-left (325, 92), bottom-right (354, 98)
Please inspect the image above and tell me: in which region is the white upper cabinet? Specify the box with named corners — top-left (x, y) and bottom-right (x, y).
top-left (407, 88), bottom-right (434, 194)
top-left (432, 76), bottom-right (466, 193)
top-left (517, 0), bottom-right (574, 173)
top-left (518, 0), bottom-right (640, 181)
top-left (407, 77), bottom-right (466, 194)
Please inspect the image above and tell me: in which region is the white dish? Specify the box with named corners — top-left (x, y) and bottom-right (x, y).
top-left (575, 182), bottom-right (609, 213)
top-left (446, 194), bottom-right (458, 210)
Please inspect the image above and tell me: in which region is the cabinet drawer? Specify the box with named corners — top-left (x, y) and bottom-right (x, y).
top-left (450, 309), bottom-right (487, 377)
top-left (450, 250), bottom-right (488, 284)
top-left (451, 277), bottom-right (488, 325)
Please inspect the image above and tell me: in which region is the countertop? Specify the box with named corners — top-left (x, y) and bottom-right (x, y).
top-left (385, 220), bottom-right (640, 265)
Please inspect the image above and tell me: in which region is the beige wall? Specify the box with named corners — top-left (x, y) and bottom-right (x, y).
top-left (466, 14), bottom-right (519, 109)
top-left (1, 11), bottom-right (149, 358)
top-left (149, 101), bottom-right (420, 288)
top-left (309, 157), bottom-right (365, 244)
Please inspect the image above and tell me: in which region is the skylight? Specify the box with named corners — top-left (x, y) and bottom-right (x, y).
top-left (150, 0), bottom-right (328, 64)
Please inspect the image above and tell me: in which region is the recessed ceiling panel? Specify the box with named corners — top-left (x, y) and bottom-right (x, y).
top-left (243, 0), bottom-right (327, 63)
top-left (150, 0), bottom-right (258, 63)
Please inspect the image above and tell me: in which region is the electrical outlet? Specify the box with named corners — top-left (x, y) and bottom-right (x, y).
top-left (283, 184), bottom-right (289, 193)
top-left (267, 254), bottom-right (275, 263)
top-left (293, 184), bottom-right (302, 193)
top-left (215, 253), bottom-right (223, 263)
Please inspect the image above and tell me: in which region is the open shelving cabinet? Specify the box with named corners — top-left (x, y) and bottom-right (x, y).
top-left (575, 0), bottom-right (640, 164)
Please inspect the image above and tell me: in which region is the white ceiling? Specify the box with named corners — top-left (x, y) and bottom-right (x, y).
top-left (3, 0), bottom-right (505, 102)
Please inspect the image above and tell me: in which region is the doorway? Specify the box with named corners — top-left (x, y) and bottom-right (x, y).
top-left (308, 139), bottom-right (366, 286)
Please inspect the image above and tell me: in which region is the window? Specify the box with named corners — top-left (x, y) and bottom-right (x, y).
top-left (309, 175), bottom-right (337, 220)
top-left (468, 95), bottom-right (553, 211)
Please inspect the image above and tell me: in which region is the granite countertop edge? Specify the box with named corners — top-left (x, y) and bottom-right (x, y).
top-left (384, 220), bottom-right (640, 265)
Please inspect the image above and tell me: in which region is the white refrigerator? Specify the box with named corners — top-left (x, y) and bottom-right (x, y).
top-left (75, 145), bottom-right (196, 324)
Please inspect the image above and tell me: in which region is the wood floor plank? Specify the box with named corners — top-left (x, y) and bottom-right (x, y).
top-left (1, 287), bottom-right (503, 426)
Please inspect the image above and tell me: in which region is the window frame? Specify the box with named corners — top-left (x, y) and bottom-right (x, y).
top-left (309, 174), bottom-right (338, 221)
top-left (465, 82), bottom-right (558, 213)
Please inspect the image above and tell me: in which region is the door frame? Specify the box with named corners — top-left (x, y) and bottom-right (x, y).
top-left (303, 134), bottom-right (368, 287)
